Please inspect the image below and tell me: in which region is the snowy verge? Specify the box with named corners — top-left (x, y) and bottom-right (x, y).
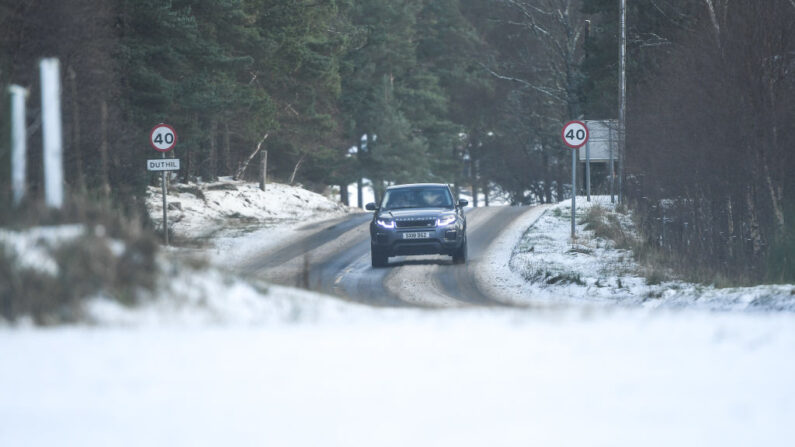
top-left (501, 196), bottom-right (795, 311)
top-left (0, 221), bottom-right (387, 328)
top-left (83, 267), bottom-right (385, 328)
top-left (146, 177), bottom-right (352, 241)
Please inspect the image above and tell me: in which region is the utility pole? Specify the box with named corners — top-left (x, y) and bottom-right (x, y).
top-left (618, 0), bottom-right (627, 204)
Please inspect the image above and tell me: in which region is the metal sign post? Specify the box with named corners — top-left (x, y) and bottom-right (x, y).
top-left (562, 121), bottom-right (589, 240)
top-left (572, 149), bottom-right (577, 238)
top-left (609, 124), bottom-right (615, 204)
top-left (149, 124), bottom-right (178, 245)
top-left (585, 140), bottom-right (591, 202)
top-left (161, 152), bottom-right (168, 245)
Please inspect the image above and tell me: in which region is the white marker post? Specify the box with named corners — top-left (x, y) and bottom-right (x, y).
top-left (562, 121), bottom-right (589, 239)
top-left (149, 124), bottom-right (178, 245)
top-left (40, 58), bottom-right (63, 209)
top-left (8, 85), bottom-right (28, 206)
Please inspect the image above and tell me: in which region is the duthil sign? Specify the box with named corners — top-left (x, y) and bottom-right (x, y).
top-left (149, 123), bottom-right (179, 246)
top-left (147, 159), bottom-right (180, 171)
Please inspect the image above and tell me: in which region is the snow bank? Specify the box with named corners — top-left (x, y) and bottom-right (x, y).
top-left (83, 264), bottom-right (386, 328)
top-left (502, 196), bottom-right (795, 311)
top-left (147, 177), bottom-right (351, 240)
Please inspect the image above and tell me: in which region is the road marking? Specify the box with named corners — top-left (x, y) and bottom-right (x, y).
top-left (334, 265), bottom-right (354, 285)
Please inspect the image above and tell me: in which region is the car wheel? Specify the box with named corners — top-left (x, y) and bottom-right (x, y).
top-left (371, 245), bottom-right (388, 268)
top-left (452, 236), bottom-right (467, 264)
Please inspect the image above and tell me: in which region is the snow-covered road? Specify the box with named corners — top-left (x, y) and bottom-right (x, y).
top-left (238, 205), bottom-right (541, 307)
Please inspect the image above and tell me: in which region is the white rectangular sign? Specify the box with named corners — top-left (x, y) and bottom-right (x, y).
top-left (147, 159), bottom-right (181, 171)
top-left (579, 120), bottom-right (618, 162)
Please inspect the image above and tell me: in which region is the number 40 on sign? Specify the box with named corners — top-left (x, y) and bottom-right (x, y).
top-left (150, 124), bottom-right (177, 152)
top-left (562, 121), bottom-right (589, 149)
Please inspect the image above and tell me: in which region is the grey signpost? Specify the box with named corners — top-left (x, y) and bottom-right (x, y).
top-left (585, 140), bottom-right (591, 202)
top-left (562, 121), bottom-right (589, 239)
top-left (148, 124), bottom-right (178, 245)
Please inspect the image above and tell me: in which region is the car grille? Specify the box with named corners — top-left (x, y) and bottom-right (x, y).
top-left (395, 218), bottom-right (436, 228)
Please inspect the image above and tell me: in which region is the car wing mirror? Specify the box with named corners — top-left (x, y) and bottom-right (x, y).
top-left (365, 202), bottom-right (378, 211)
top-left (458, 199), bottom-right (469, 208)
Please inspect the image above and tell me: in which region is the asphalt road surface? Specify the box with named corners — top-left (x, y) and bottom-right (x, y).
top-left (241, 206), bottom-right (537, 307)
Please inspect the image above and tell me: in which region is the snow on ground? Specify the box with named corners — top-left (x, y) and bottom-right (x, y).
top-left (147, 177), bottom-right (351, 241)
top-left (2, 307), bottom-right (795, 446)
top-left (480, 196), bottom-right (795, 312)
top-left (0, 224), bottom-right (87, 276)
top-left (83, 262), bottom-right (385, 328)
top-left (3, 191), bottom-right (795, 446)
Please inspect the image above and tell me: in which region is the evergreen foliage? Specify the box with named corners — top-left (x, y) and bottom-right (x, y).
top-left (0, 0), bottom-right (791, 283)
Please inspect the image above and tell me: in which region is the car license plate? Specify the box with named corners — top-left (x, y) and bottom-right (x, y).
top-left (402, 232), bottom-right (431, 240)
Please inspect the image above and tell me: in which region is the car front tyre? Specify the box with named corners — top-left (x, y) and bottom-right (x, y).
top-left (452, 236), bottom-right (467, 264)
top-left (371, 244), bottom-right (388, 268)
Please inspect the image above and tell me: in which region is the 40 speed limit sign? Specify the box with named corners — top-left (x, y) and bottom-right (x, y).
top-left (561, 121), bottom-right (589, 149)
top-left (150, 123), bottom-right (178, 152)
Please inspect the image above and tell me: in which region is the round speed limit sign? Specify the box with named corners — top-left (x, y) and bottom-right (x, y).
top-left (150, 124), bottom-right (178, 152)
top-left (561, 121), bottom-right (589, 149)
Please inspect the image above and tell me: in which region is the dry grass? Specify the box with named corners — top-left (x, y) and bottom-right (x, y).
top-left (583, 204), bottom-right (754, 287)
top-left (0, 196), bottom-right (160, 325)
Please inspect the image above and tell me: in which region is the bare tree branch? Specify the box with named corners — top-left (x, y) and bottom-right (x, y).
top-left (234, 133), bottom-right (269, 180)
top-left (479, 63), bottom-right (567, 103)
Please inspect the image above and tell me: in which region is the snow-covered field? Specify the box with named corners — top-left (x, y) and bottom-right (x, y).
top-left (3, 309), bottom-right (795, 446)
top-left (2, 188), bottom-right (795, 446)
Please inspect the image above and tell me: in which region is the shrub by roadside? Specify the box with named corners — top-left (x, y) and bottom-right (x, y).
top-left (0, 197), bottom-right (160, 325)
top-left (0, 225), bottom-right (159, 325)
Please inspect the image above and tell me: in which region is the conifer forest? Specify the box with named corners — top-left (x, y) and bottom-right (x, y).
top-left (1, 0), bottom-right (793, 282)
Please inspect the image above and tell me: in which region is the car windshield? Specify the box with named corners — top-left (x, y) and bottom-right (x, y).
top-left (381, 187), bottom-right (454, 210)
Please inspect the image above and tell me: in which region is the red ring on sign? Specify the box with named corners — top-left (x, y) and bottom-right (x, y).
top-left (561, 120), bottom-right (589, 149)
top-left (150, 124), bottom-right (178, 152)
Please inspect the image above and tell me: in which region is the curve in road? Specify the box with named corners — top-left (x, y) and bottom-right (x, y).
top-left (243, 205), bottom-right (540, 307)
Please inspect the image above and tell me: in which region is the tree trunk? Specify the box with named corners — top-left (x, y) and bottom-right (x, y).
top-left (99, 100), bottom-right (110, 197)
top-left (340, 184), bottom-right (349, 206)
top-left (259, 150), bottom-right (268, 191)
top-left (357, 178), bottom-right (363, 208)
top-left (234, 133), bottom-right (269, 180)
top-left (223, 122), bottom-right (232, 176)
top-left (745, 187), bottom-right (763, 257)
top-left (289, 154), bottom-right (306, 185)
top-left (67, 66), bottom-right (85, 191)
top-left (208, 118), bottom-right (218, 181)
top-left (763, 159), bottom-right (785, 230)
top-left (471, 158), bottom-right (478, 207)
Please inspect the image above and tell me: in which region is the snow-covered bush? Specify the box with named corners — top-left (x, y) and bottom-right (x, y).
top-left (0, 225), bottom-right (158, 325)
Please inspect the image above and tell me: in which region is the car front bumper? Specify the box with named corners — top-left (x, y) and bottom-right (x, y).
top-left (371, 225), bottom-right (464, 256)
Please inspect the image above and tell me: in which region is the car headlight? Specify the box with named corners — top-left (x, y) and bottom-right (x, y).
top-left (376, 219), bottom-right (395, 229)
top-left (436, 214), bottom-right (456, 227)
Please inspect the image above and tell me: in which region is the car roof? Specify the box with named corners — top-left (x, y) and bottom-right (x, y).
top-left (385, 183), bottom-right (450, 190)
